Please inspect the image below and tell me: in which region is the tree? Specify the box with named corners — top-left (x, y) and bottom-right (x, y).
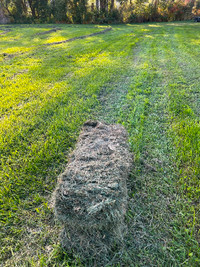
top-left (51, 0), bottom-right (68, 22)
top-left (71, 0), bottom-right (87, 23)
top-left (27, 0), bottom-right (49, 21)
top-left (38, 0), bottom-right (49, 21)
top-left (27, 0), bottom-right (37, 18)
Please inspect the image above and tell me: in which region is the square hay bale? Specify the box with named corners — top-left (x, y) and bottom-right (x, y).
top-left (54, 121), bottom-right (132, 263)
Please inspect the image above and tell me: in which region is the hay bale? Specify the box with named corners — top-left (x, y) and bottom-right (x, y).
top-left (54, 121), bottom-right (132, 263)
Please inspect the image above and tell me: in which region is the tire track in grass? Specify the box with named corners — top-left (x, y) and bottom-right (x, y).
top-left (0, 27), bottom-right (128, 119)
top-left (120, 34), bottom-right (181, 266)
top-left (157, 26), bottom-right (200, 265)
top-left (42, 27), bottom-right (112, 46)
top-left (123, 24), bottom-right (199, 266)
top-left (95, 25), bottom-right (190, 266)
top-left (170, 27), bottom-right (200, 118)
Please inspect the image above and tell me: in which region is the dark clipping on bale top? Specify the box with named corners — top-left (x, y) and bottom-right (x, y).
top-left (54, 121), bottom-right (132, 264)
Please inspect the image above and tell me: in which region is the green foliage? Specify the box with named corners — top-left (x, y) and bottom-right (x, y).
top-left (1, 0), bottom-right (199, 23)
top-left (71, 0), bottom-right (87, 23)
top-left (118, 0), bottom-right (199, 23)
top-left (50, 0), bottom-right (69, 22)
top-left (38, 0), bottom-right (49, 22)
top-left (10, 0), bottom-right (26, 22)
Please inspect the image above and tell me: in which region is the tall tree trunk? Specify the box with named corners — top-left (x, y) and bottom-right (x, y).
top-left (28, 0), bottom-right (36, 18)
top-left (96, 0), bottom-right (99, 11)
top-left (110, 0), bottom-right (114, 11)
top-left (100, 0), bottom-right (107, 12)
top-left (100, 0), bottom-right (104, 12)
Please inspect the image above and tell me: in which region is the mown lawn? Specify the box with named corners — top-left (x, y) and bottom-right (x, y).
top-left (0, 22), bottom-right (200, 266)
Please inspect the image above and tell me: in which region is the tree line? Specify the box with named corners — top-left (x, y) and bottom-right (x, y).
top-left (0, 0), bottom-right (200, 24)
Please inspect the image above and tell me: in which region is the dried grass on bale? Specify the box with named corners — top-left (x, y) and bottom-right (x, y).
top-left (54, 121), bottom-right (132, 264)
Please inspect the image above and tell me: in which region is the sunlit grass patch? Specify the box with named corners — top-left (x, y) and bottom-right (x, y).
top-left (0, 24), bottom-right (144, 265)
top-left (167, 82), bottom-right (200, 200)
top-left (43, 25), bottom-right (106, 44)
top-left (1, 46), bottom-right (32, 54)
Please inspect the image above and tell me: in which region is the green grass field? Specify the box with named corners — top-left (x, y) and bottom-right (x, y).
top-left (0, 22), bottom-right (200, 266)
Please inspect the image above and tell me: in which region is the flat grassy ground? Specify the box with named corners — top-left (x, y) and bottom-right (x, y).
top-left (0, 22), bottom-right (199, 266)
